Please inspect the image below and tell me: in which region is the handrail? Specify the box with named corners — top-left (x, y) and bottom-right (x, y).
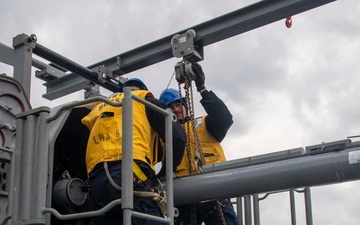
top-left (42, 199), bottom-right (122, 220)
top-left (41, 88), bottom-right (175, 225)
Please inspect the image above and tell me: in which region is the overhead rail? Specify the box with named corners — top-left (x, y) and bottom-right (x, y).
top-left (0, 0), bottom-right (336, 100)
top-left (88, 0), bottom-right (336, 76)
top-left (32, 40), bottom-right (121, 91)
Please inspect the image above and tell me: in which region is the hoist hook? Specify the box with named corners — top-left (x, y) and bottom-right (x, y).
top-left (285, 17), bottom-right (292, 28)
top-left (194, 159), bottom-right (203, 173)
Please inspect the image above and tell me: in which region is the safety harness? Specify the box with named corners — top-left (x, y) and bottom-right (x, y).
top-left (103, 161), bottom-right (168, 216)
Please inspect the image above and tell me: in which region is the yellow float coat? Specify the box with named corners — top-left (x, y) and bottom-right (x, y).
top-left (82, 90), bottom-right (156, 175)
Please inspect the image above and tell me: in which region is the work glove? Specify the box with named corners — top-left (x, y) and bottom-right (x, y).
top-left (191, 62), bottom-right (206, 92)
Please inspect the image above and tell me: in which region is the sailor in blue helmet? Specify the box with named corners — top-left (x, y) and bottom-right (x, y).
top-left (82, 77), bottom-right (186, 225)
top-left (159, 62), bottom-right (239, 225)
top-left (119, 77), bottom-right (148, 92)
top-left (158, 88), bottom-right (188, 122)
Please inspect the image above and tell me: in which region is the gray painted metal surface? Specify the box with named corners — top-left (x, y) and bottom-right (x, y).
top-left (172, 141), bottom-right (360, 206)
top-left (0, 0), bottom-right (336, 100)
top-left (12, 34), bottom-right (36, 99)
top-left (9, 107), bottom-right (50, 224)
top-left (88, 0), bottom-right (336, 77)
top-left (122, 88), bottom-right (134, 224)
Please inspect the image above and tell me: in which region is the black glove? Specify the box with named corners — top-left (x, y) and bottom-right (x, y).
top-left (191, 62), bottom-right (206, 92)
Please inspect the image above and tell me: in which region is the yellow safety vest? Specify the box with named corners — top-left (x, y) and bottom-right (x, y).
top-left (176, 116), bottom-right (227, 177)
top-left (81, 90), bottom-right (156, 175)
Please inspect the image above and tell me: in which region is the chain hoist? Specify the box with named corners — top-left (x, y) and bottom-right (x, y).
top-left (176, 62), bottom-right (205, 225)
top-left (175, 61), bottom-right (227, 225)
top-left (175, 61), bottom-right (205, 174)
top-left (172, 29), bottom-right (226, 225)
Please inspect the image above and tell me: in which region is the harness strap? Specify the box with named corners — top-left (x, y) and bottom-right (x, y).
top-left (103, 162), bottom-right (168, 215)
top-left (133, 160), bottom-right (147, 182)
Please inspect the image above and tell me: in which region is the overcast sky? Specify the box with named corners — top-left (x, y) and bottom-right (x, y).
top-left (1, 0), bottom-right (360, 224)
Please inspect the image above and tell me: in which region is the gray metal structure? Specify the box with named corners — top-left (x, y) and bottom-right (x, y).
top-left (3, 0), bottom-right (357, 225)
top-left (0, 0), bottom-right (336, 100)
top-left (174, 139), bottom-right (360, 205)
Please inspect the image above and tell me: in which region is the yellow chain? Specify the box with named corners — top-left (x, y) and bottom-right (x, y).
top-left (216, 201), bottom-right (227, 225)
top-left (180, 77), bottom-right (205, 174)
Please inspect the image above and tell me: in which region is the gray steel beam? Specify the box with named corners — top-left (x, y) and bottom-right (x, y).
top-left (32, 42), bottom-right (120, 92)
top-left (0, 1), bottom-right (337, 98)
top-left (0, 41), bottom-right (86, 101)
top-left (31, 0), bottom-right (336, 97)
top-left (88, 0), bottom-right (336, 76)
top-left (0, 42), bottom-right (68, 81)
top-left (41, 75), bottom-right (92, 100)
top-left (0, 42), bottom-right (14, 66)
top-left (12, 34), bottom-right (35, 98)
top-left (172, 141), bottom-right (360, 206)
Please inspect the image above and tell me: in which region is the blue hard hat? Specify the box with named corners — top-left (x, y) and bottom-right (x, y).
top-left (159, 88), bottom-right (184, 106)
top-left (119, 78), bottom-right (148, 92)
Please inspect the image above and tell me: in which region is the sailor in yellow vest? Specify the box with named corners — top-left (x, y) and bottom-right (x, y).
top-left (82, 78), bottom-right (186, 225)
top-left (159, 62), bottom-right (239, 225)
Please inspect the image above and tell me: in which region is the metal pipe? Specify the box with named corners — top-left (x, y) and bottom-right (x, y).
top-left (165, 108), bottom-right (174, 224)
top-left (236, 197), bottom-right (243, 225)
top-left (19, 115), bottom-right (36, 220)
top-left (253, 194), bottom-right (260, 225)
top-left (304, 187), bottom-right (313, 225)
top-left (122, 87), bottom-right (133, 224)
top-left (32, 43), bottom-right (119, 92)
top-left (42, 199), bottom-right (123, 220)
top-left (32, 58), bottom-right (49, 70)
top-left (290, 190), bottom-right (297, 225)
top-left (47, 96), bottom-right (122, 123)
top-left (33, 43), bottom-right (96, 79)
top-left (33, 110), bottom-right (49, 221)
top-left (173, 147), bottom-right (360, 206)
top-left (244, 196), bottom-right (252, 225)
top-left (132, 211), bottom-right (170, 224)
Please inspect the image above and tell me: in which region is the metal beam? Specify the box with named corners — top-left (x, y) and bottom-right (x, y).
top-left (35, 0), bottom-right (337, 97)
top-left (32, 42), bottom-right (120, 92)
top-left (12, 34), bottom-right (36, 98)
top-left (0, 42), bottom-right (15, 66)
top-left (88, 0), bottom-right (336, 76)
top-left (173, 140), bottom-right (360, 206)
top-left (1, 0), bottom-right (336, 98)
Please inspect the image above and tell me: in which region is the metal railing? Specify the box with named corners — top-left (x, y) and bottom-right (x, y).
top-left (234, 187), bottom-right (313, 225)
top-left (5, 87), bottom-right (176, 225)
